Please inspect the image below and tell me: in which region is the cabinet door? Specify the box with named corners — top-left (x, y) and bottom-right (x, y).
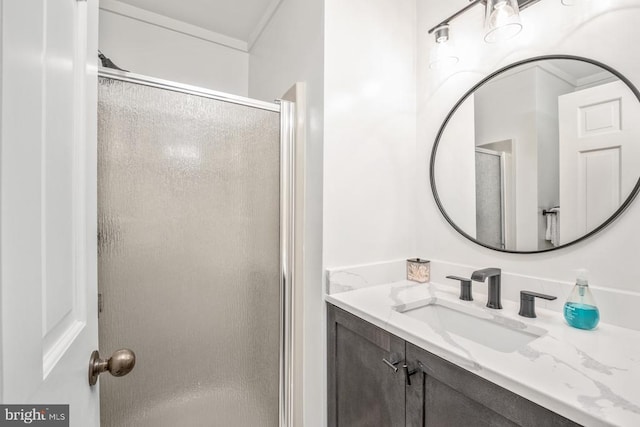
top-left (327, 304), bottom-right (406, 427)
top-left (405, 343), bottom-right (581, 427)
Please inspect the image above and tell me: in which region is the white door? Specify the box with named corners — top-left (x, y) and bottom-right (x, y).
top-left (559, 80), bottom-right (640, 244)
top-left (0, 1), bottom-right (101, 426)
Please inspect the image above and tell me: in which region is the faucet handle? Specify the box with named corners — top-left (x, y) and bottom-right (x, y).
top-left (446, 275), bottom-right (473, 301)
top-left (519, 291), bottom-right (557, 318)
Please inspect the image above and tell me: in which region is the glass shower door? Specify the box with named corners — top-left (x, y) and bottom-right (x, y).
top-left (475, 148), bottom-right (505, 249)
top-left (97, 76), bottom-right (281, 427)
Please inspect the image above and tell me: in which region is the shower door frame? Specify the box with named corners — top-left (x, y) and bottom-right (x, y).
top-left (475, 147), bottom-right (507, 250)
top-left (97, 68), bottom-right (295, 427)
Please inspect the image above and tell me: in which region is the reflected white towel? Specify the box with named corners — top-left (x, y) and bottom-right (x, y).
top-left (545, 208), bottom-right (560, 246)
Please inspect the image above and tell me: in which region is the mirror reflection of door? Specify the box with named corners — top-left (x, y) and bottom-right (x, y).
top-left (559, 80), bottom-right (640, 244)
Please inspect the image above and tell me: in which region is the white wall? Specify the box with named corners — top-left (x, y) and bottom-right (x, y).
top-left (321, 1), bottom-right (417, 420)
top-left (473, 65), bottom-right (577, 250)
top-left (434, 95), bottom-right (476, 236)
top-left (324, 0), bottom-right (417, 268)
top-left (418, 1), bottom-right (640, 295)
top-left (248, 1), bottom-right (324, 426)
top-left (475, 68), bottom-right (539, 250)
top-left (99, 9), bottom-right (249, 95)
top-left (535, 68), bottom-right (574, 249)
top-left (250, 0), bottom-right (417, 424)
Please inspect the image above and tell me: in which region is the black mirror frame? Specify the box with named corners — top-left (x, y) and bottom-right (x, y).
top-left (430, 54), bottom-right (640, 254)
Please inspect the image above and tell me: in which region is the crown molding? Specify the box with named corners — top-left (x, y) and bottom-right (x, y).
top-left (247, 0), bottom-right (284, 51)
top-left (99, 0), bottom-right (248, 52)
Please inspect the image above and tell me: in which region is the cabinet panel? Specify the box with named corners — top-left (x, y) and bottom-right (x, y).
top-left (410, 371), bottom-right (517, 426)
top-left (327, 305), bottom-right (405, 427)
top-left (406, 343), bottom-right (581, 427)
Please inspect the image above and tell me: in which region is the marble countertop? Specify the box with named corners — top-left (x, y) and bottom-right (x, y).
top-left (325, 280), bottom-right (640, 427)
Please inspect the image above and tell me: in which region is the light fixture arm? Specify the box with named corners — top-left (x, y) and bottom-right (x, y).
top-left (428, 0), bottom-right (484, 35)
top-left (427, 0), bottom-right (541, 35)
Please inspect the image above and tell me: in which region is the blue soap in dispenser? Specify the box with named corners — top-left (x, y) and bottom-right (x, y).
top-left (563, 269), bottom-right (599, 330)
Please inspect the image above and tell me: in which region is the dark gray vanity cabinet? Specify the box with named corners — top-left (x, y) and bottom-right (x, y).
top-left (327, 304), bottom-right (582, 427)
top-left (327, 303), bottom-right (406, 427)
top-left (405, 342), bottom-right (580, 427)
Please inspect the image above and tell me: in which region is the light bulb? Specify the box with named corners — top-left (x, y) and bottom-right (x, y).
top-left (429, 25), bottom-right (459, 70)
top-left (429, 41), bottom-right (459, 69)
top-left (484, 0), bottom-right (523, 43)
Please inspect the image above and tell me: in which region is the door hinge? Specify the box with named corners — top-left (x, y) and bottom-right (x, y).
top-left (98, 293), bottom-right (103, 316)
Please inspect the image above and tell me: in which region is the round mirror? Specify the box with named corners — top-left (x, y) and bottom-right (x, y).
top-left (431, 55), bottom-right (640, 253)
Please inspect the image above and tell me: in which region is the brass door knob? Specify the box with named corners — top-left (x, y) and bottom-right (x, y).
top-left (88, 348), bottom-right (136, 386)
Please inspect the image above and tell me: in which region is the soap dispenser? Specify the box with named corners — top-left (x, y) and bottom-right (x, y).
top-left (563, 269), bottom-right (600, 330)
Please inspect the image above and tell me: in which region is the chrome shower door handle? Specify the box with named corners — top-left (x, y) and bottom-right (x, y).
top-left (88, 348), bottom-right (136, 386)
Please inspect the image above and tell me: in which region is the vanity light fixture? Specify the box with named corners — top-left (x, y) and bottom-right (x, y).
top-left (484, 0), bottom-right (523, 43)
top-left (428, 0), bottom-right (541, 48)
top-left (429, 24), bottom-right (460, 69)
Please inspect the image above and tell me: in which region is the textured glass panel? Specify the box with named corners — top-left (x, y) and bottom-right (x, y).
top-left (98, 77), bottom-right (280, 427)
top-left (475, 152), bottom-right (503, 248)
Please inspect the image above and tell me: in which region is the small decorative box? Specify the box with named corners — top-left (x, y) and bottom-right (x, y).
top-left (407, 258), bottom-right (430, 283)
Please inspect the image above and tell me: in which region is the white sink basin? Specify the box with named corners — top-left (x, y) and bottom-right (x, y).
top-left (394, 298), bottom-right (547, 353)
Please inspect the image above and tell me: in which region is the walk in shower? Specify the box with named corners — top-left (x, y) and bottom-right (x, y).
top-left (97, 70), bottom-right (294, 427)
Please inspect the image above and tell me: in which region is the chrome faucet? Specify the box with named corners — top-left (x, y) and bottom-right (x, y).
top-left (471, 268), bottom-right (502, 309)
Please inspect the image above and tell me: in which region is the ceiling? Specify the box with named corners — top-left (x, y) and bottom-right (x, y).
top-left (550, 60), bottom-right (607, 81)
top-left (116, 0), bottom-right (277, 42)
